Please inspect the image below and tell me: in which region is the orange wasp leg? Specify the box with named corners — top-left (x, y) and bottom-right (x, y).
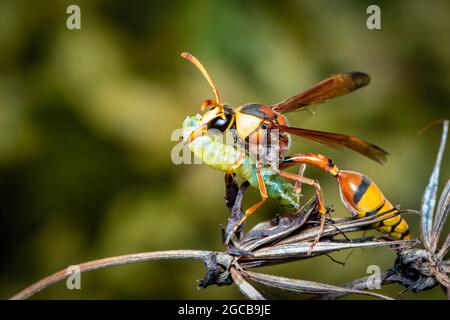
top-left (226, 152), bottom-right (245, 175)
top-left (280, 153), bottom-right (412, 241)
top-left (274, 168), bottom-right (327, 251)
top-left (276, 153), bottom-right (341, 251)
top-left (275, 170), bottom-right (327, 214)
top-left (293, 163), bottom-right (307, 195)
top-left (226, 162), bottom-right (267, 244)
top-left (279, 153), bottom-right (340, 209)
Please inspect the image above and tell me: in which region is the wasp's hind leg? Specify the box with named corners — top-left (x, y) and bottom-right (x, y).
top-left (279, 152), bottom-right (411, 241)
top-left (274, 169), bottom-right (327, 215)
top-left (273, 167), bottom-right (328, 252)
top-left (279, 153), bottom-right (341, 211)
top-left (277, 153), bottom-right (343, 251)
top-left (226, 152), bottom-right (245, 175)
top-left (294, 163), bottom-right (307, 195)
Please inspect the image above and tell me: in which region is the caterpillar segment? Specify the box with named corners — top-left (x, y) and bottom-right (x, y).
top-left (182, 115), bottom-right (300, 210)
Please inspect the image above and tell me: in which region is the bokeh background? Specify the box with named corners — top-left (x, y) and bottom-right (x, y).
top-left (1, 0), bottom-right (449, 299)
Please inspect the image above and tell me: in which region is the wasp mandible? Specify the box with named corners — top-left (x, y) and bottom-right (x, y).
top-left (181, 52), bottom-right (410, 246)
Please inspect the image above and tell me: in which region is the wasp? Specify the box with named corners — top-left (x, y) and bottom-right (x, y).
top-left (181, 52), bottom-right (410, 246)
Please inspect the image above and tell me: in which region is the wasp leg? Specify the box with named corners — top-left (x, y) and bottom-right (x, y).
top-left (280, 153), bottom-right (411, 241)
top-left (225, 162), bottom-right (267, 244)
top-left (275, 170), bottom-right (327, 215)
top-left (275, 158), bottom-right (330, 252)
top-left (294, 163), bottom-right (307, 195)
top-left (226, 152), bottom-right (245, 175)
top-left (279, 153), bottom-right (340, 213)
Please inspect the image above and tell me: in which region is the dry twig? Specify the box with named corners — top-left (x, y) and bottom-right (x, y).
top-left (11, 175), bottom-right (418, 300)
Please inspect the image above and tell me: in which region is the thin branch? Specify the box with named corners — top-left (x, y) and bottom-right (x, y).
top-left (230, 267), bottom-right (266, 300)
top-left (244, 240), bottom-right (417, 261)
top-left (10, 250), bottom-right (211, 300)
top-left (243, 270), bottom-right (393, 300)
top-left (315, 273), bottom-right (393, 300)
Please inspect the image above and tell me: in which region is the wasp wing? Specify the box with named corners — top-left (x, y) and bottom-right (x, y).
top-left (275, 125), bottom-right (388, 164)
top-left (271, 72), bottom-right (370, 114)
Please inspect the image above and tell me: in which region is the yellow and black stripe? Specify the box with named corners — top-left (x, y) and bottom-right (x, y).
top-left (337, 171), bottom-right (410, 240)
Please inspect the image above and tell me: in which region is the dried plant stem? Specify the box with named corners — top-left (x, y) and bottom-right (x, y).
top-left (243, 271), bottom-right (393, 300)
top-left (230, 267), bottom-right (266, 300)
top-left (10, 250), bottom-right (211, 300)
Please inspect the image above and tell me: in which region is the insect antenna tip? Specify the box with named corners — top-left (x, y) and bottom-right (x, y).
top-left (181, 52), bottom-right (192, 60)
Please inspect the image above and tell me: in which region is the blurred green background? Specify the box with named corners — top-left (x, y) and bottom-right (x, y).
top-left (1, 0), bottom-right (449, 299)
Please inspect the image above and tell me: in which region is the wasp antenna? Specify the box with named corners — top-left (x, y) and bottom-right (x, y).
top-left (181, 52), bottom-right (221, 104)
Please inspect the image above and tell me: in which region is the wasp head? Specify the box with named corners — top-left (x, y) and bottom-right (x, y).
top-left (181, 52), bottom-right (237, 143)
top-left (185, 104), bottom-right (234, 144)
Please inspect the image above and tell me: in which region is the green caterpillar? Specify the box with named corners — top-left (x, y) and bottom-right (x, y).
top-left (183, 115), bottom-right (299, 208)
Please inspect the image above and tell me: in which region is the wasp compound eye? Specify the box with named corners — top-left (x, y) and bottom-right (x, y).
top-left (207, 113), bottom-right (232, 132)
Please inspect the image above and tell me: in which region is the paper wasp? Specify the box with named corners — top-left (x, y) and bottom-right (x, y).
top-left (181, 52), bottom-right (410, 246)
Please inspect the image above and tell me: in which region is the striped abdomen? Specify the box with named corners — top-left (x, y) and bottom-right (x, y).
top-left (336, 170), bottom-right (410, 240)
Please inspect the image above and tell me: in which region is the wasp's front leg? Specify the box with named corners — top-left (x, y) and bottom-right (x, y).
top-left (226, 152), bottom-right (245, 175)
